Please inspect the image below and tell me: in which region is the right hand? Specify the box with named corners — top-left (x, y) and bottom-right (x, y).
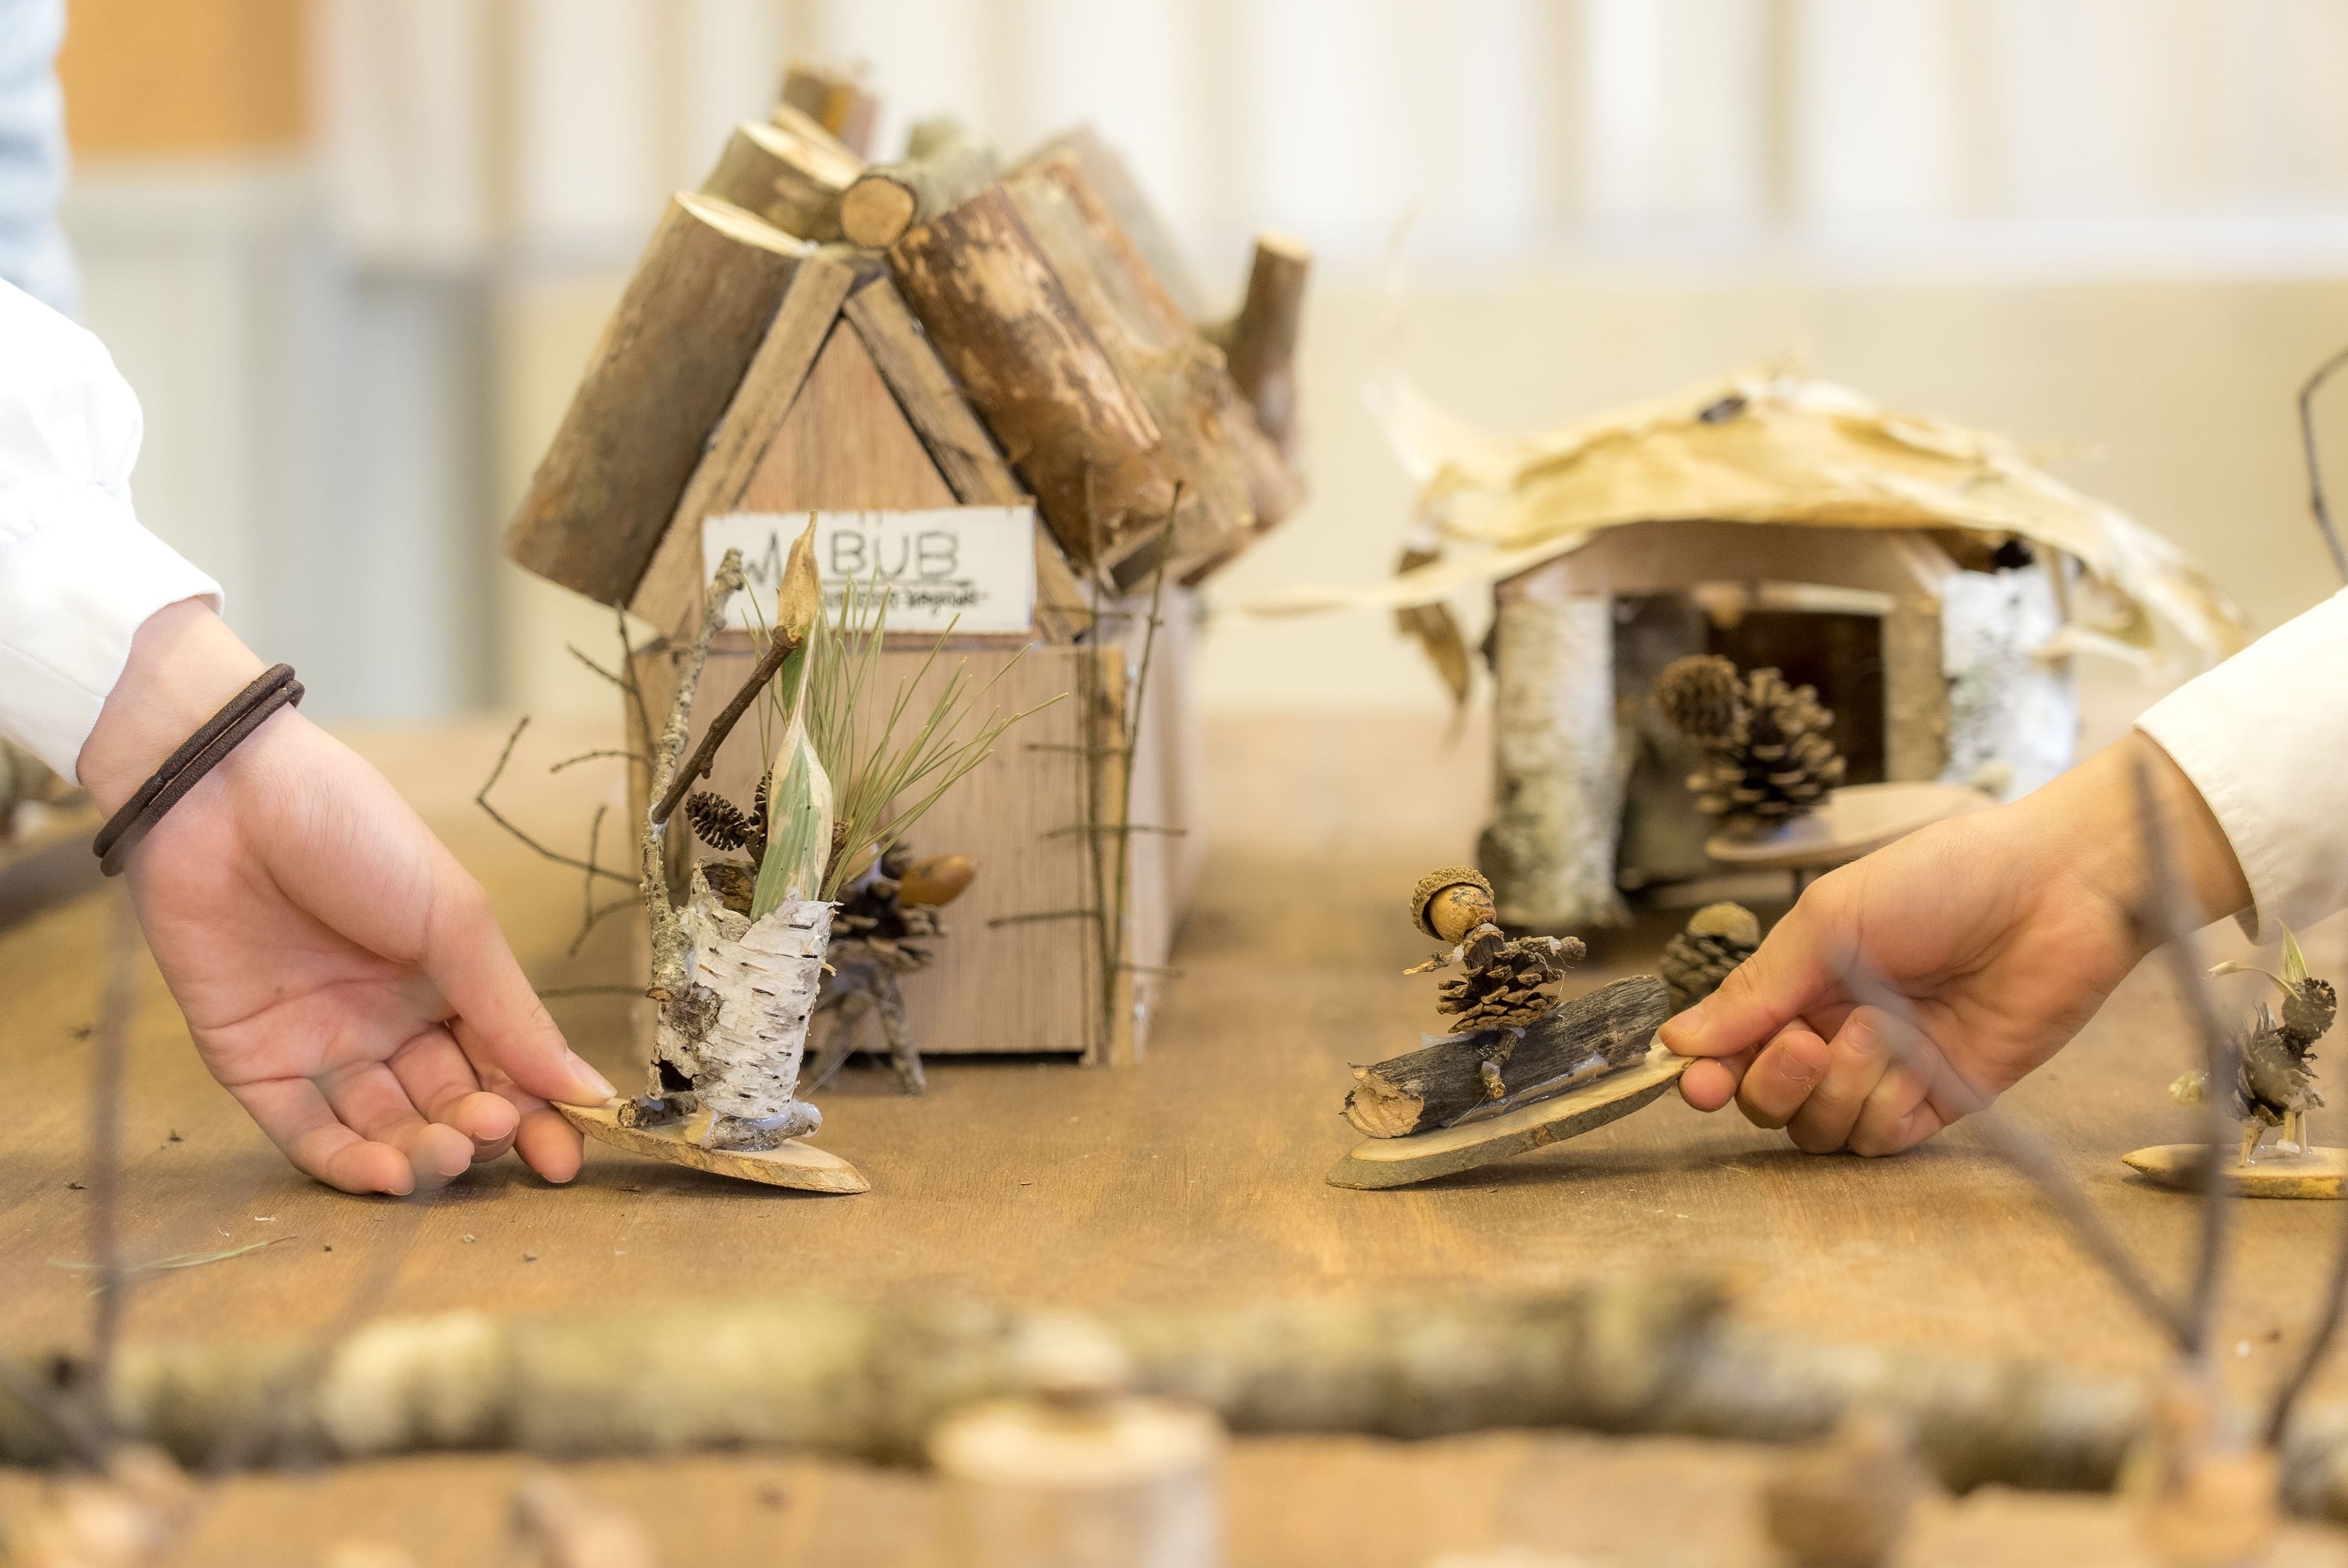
top-left (1660, 733), bottom-right (2250, 1156)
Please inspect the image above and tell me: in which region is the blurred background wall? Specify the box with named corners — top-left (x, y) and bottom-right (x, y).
top-left (49, 0), bottom-right (2348, 722)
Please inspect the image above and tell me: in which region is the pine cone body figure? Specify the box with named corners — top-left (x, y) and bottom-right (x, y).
top-left (1654, 656), bottom-right (1846, 826)
top-left (2232, 978), bottom-right (2337, 1126)
top-left (1660, 901), bottom-right (1762, 1012)
top-left (1432, 925), bottom-right (1584, 1032)
top-left (831, 842), bottom-right (942, 972)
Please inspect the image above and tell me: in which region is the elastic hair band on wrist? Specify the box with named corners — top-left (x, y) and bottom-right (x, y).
top-left (92, 664), bottom-right (303, 877)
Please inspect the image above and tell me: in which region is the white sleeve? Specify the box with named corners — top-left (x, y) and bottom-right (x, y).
top-left (0, 278), bottom-right (220, 779)
top-left (2137, 586), bottom-right (2348, 941)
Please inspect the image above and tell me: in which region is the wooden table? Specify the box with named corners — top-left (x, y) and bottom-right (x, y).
top-left (4, 712), bottom-right (2346, 1566)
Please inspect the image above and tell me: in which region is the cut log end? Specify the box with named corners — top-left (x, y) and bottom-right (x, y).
top-left (1342, 1074), bottom-right (1426, 1139)
top-left (841, 177), bottom-right (919, 248)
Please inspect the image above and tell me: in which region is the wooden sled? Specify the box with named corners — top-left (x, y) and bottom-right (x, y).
top-left (558, 1101), bottom-right (870, 1194)
top-left (1327, 1039), bottom-right (1689, 1191)
top-left (2123, 1143), bottom-right (2348, 1200)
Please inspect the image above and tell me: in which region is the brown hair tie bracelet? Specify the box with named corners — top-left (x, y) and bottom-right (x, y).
top-left (93, 664), bottom-right (303, 877)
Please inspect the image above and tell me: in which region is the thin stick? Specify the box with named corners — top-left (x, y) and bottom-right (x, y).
top-left (86, 888), bottom-right (141, 1450)
top-left (2299, 345), bottom-right (2348, 585)
top-left (477, 717), bottom-right (634, 886)
top-left (2130, 755), bottom-right (2235, 1363)
top-left (651, 625), bottom-right (804, 828)
top-left (1832, 951), bottom-right (2193, 1352)
top-left (1096, 493), bottom-right (1175, 1051)
top-left (643, 553), bottom-right (747, 997)
top-left (550, 749), bottom-right (646, 774)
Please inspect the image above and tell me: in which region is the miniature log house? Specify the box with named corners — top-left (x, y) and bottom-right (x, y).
top-left (505, 94), bottom-right (1307, 1063)
top-left (1337, 368), bottom-right (2248, 930)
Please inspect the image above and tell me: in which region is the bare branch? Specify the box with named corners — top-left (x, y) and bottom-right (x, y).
top-left (2129, 754), bottom-right (2235, 1363)
top-left (476, 717), bottom-right (633, 887)
top-left (549, 749), bottom-right (646, 774)
top-left (651, 623), bottom-right (805, 829)
top-left (567, 644), bottom-right (626, 687)
top-left (2299, 344), bottom-right (2348, 586)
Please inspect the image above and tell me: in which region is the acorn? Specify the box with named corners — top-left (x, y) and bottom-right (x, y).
top-left (901, 853), bottom-right (978, 908)
top-left (1411, 867), bottom-right (1498, 942)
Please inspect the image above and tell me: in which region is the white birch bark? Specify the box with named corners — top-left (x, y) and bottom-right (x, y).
top-left (655, 875), bottom-right (832, 1146)
top-left (1484, 590), bottom-right (1631, 930)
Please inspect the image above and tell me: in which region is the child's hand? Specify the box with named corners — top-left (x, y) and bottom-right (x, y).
top-left (1661, 733), bottom-right (2250, 1155)
top-left (79, 601), bottom-right (613, 1195)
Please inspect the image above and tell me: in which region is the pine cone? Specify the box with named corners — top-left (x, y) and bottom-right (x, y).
top-left (1658, 659), bottom-right (1845, 825)
top-left (1433, 932), bottom-right (1582, 1031)
top-left (686, 791), bottom-right (755, 853)
top-left (1653, 655), bottom-right (1744, 743)
top-left (1660, 902), bottom-right (1761, 1012)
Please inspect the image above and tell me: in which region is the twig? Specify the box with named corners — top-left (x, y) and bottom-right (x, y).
top-left (2269, 1199), bottom-right (2348, 1445)
top-left (614, 610), bottom-right (660, 768)
top-left (651, 624), bottom-right (804, 828)
top-left (1832, 951), bottom-right (2193, 1352)
top-left (567, 644), bottom-right (626, 687)
top-left (53, 1235), bottom-right (295, 1296)
top-left (2299, 345), bottom-right (2348, 585)
top-left (565, 896), bottom-right (641, 960)
top-left (2129, 755), bottom-right (2235, 1363)
top-left (476, 717), bottom-right (634, 886)
top-left (87, 888), bottom-right (140, 1445)
top-left (643, 553), bottom-right (748, 997)
top-left (550, 749), bottom-right (646, 774)
top-left (1094, 490), bottom-right (1177, 1052)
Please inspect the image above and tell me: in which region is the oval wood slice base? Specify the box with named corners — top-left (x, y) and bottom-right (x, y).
top-left (557, 1101), bottom-right (870, 1193)
top-left (1327, 1041), bottom-right (1689, 1191)
top-left (2122, 1143), bottom-right (2348, 1200)
top-left (1704, 781), bottom-right (1991, 872)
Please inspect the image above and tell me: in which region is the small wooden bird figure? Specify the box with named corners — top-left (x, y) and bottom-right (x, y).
top-left (2172, 927), bottom-right (2338, 1163)
top-left (1406, 867), bottom-right (1584, 1100)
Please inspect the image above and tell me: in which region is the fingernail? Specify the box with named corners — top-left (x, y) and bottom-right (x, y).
top-left (571, 1054), bottom-right (617, 1099)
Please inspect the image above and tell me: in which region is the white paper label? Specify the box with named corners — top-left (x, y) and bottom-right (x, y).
top-left (702, 507), bottom-right (1038, 636)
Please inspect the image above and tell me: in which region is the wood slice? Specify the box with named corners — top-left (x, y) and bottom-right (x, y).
top-left (2123, 1143), bottom-right (2348, 1200)
top-left (557, 1101), bottom-right (869, 1194)
top-left (1343, 975), bottom-right (1670, 1138)
top-left (1329, 1041), bottom-right (1688, 1190)
top-left (699, 116), bottom-right (862, 242)
top-left (887, 184), bottom-right (1179, 580)
top-left (1703, 780), bottom-right (1992, 872)
top-left (504, 193), bottom-right (810, 608)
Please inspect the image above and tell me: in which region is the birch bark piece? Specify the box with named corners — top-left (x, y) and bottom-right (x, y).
top-left (1701, 780), bottom-right (1991, 871)
top-left (1483, 589), bottom-right (1629, 929)
top-left (2122, 1144), bottom-right (2348, 1200)
top-left (658, 890), bottom-right (831, 1135)
top-left (555, 1103), bottom-right (867, 1193)
top-left (841, 117), bottom-right (999, 250)
top-left (1343, 976), bottom-right (1670, 1138)
top-left (699, 115), bottom-right (863, 242)
top-left (885, 184), bottom-right (1179, 581)
top-left (931, 1395), bottom-right (1224, 1568)
top-left (1328, 1042), bottom-right (1689, 1191)
top-left (504, 193), bottom-right (811, 607)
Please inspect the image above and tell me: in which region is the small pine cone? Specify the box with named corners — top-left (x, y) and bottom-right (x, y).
top-left (686, 791), bottom-right (755, 853)
top-left (1654, 655), bottom-right (1745, 744)
top-left (1680, 663), bottom-right (1845, 825)
top-left (1660, 902), bottom-right (1762, 1011)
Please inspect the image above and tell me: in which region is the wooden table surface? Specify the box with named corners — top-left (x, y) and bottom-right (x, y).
top-left (5, 710), bottom-right (2346, 1566)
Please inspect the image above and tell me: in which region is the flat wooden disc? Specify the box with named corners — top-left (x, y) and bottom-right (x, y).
top-left (1704, 780), bottom-right (1991, 872)
top-left (1327, 1040), bottom-right (1688, 1191)
top-left (2122, 1143), bottom-right (2348, 1200)
top-left (557, 1101), bottom-right (870, 1194)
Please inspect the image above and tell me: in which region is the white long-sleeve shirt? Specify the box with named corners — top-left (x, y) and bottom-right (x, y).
top-left (0, 278), bottom-right (220, 778)
top-left (2138, 586), bottom-right (2348, 941)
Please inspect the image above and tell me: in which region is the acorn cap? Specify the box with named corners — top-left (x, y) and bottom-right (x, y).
top-left (1410, 867), bottom-right (1494, 937)
top-left (1685, 901), bottom-right (1762, 946)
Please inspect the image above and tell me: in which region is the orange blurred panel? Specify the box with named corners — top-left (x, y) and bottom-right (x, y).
top-left (58, 0), bottom-right (308, 157)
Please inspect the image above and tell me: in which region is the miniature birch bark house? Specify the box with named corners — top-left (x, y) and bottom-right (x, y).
top-left (1267, 368), bottom-right (2247, 931)
top-left (505, 99), bottom-right (1307, 1062)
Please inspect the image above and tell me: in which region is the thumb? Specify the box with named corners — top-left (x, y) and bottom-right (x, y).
top-left (1660, 904), bottom-right (1837, 1062)
top-left (424, 872), bottom-right (614, 1106)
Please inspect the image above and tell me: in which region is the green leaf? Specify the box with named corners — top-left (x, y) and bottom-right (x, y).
top-left (750, 719), bottom-right (833, 920)
top-left (2283, 923), bottom-right (2310, 988)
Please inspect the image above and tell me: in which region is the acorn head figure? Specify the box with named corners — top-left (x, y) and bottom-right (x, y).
top-left (1411, 867), bottom-right (1498, 943)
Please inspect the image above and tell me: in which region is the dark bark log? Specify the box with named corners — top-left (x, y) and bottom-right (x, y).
top-left (1212, 232), bottom-right (1309, 461)
top-left (780, 63), bottom-right (878, 158)
top-left (886, 185), bottom-right (1179, 580)
top-left (1014, 125), bottom-right (1206, 321)
top-left (1344, 975), bottom-right (1670, 1138)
